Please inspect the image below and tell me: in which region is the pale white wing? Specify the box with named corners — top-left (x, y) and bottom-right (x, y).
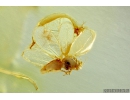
top-left (58, 19), bottom-right (74, 55)
top-left (33, 17), bottom-right (74, 59)
top-left (22, 43), bottom-right (53, 67)
top-left (68, 28), bottom-right (96, 57)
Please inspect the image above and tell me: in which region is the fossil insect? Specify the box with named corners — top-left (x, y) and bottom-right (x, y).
top-left (22, 13), bottom-right (96, 75)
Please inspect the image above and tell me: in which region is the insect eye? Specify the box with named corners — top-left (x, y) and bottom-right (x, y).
top-left (65, 61), bottom-right (70, 65)
top-left (64, 60), bottom-right (71, 70)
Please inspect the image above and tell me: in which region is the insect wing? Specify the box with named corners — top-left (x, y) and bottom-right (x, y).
top-left (33, 17), bottom-right (74, 58)
top-left (23, 16), bottom-right (75, 68)
top-left (22, 43), bottom-right (53, 67)
top-left (68, 28), bottom-right (96, 57)
top-left (58, 19), bottom-right (74, 55)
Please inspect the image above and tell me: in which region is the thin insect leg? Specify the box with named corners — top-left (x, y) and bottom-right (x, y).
top-left (0, 68), bottom-right (38, 90)
top-left (61, 70), bottom-right (71, 76)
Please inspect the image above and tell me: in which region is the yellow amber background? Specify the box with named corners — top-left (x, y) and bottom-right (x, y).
top-left (0, 7), bottom-right (130, 92)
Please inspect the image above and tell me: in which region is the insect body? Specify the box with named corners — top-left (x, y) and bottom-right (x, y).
top-left (22, 13), bottom-right (96, 75)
